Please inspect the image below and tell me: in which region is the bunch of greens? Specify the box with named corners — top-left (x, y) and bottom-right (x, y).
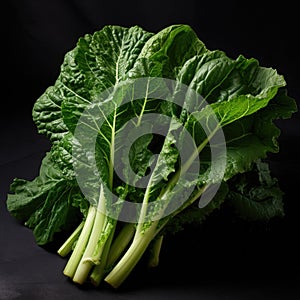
top-left (6, 24), bottom-right (297, 289)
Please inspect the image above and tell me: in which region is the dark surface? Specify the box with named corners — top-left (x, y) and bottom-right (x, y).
top-left (1, 1), bottom-right (300, 299)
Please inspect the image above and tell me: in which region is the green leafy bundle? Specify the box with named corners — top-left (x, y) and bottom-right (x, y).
top-left (6, 24), bottom-right (297, 288)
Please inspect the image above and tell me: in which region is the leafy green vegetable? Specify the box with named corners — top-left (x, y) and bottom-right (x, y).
top-left (6, 24), bottom-right (297, 289)
top-left (7, 153), bottom-right (86, 245)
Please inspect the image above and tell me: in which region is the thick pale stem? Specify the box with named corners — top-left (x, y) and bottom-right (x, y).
top-left (148, 235), bottom-right (164, 268)
top-left (57, 221), bottom-right (84, 257)
top-left (72, 189), bottom-right (106, 284)
top-left (105, 222), bottom-right (135, 268)
top-left (63, 206), bottom-right (96, 278)
top-left (90, 228), bottom-right (115, 286)
top-left (104, 238), bottom-right (149, 288)
top-left (104, 222), bottom-right (158, 288)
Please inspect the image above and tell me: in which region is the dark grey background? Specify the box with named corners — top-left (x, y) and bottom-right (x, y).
top-left (1, 0), bottom-right (299, 299)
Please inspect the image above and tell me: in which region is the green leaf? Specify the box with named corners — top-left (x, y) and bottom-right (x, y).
top-left (24, 184), bottom-right (82, 245)
top-left (50, 132), bottom-right (75, 179)
top-left (32, 51), bottom-right (78, 143)
top-left (227, 160), bottom-right (285, 221)
top-left (6, 153), bottom-right (85, 245)
top-left (61, 25), bottom-right (154, 133)
top-left (138, 24), bottom-right (206, 77)
top-left (223, 88), bottom-right (297, 180)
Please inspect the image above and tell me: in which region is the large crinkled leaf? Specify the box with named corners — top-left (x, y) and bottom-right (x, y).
top-left (7, 153), bottom-right (65, 221)
top-left (32, 50), bottom-right (80, 143)
top-left (167, 50), bottom-right (288, 188)
top-left (6, 153), bottom-right (86, 245)
top-left (24, 182), bottom-right (82, 245)
top-left (181, 55), bottom-right (285, 121)
top-left (61, 25), bottom-right (154, 133)
top-left (223, 88), bottom-right (297, 180)
top-left (138, 24), bottom-right (207, 77)
top-left (32, 25), bottom-right (154, 142)
top-left (189, 89), bottom-right (296, 188)
top-left (175, 50), bottom-right (226, 90)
